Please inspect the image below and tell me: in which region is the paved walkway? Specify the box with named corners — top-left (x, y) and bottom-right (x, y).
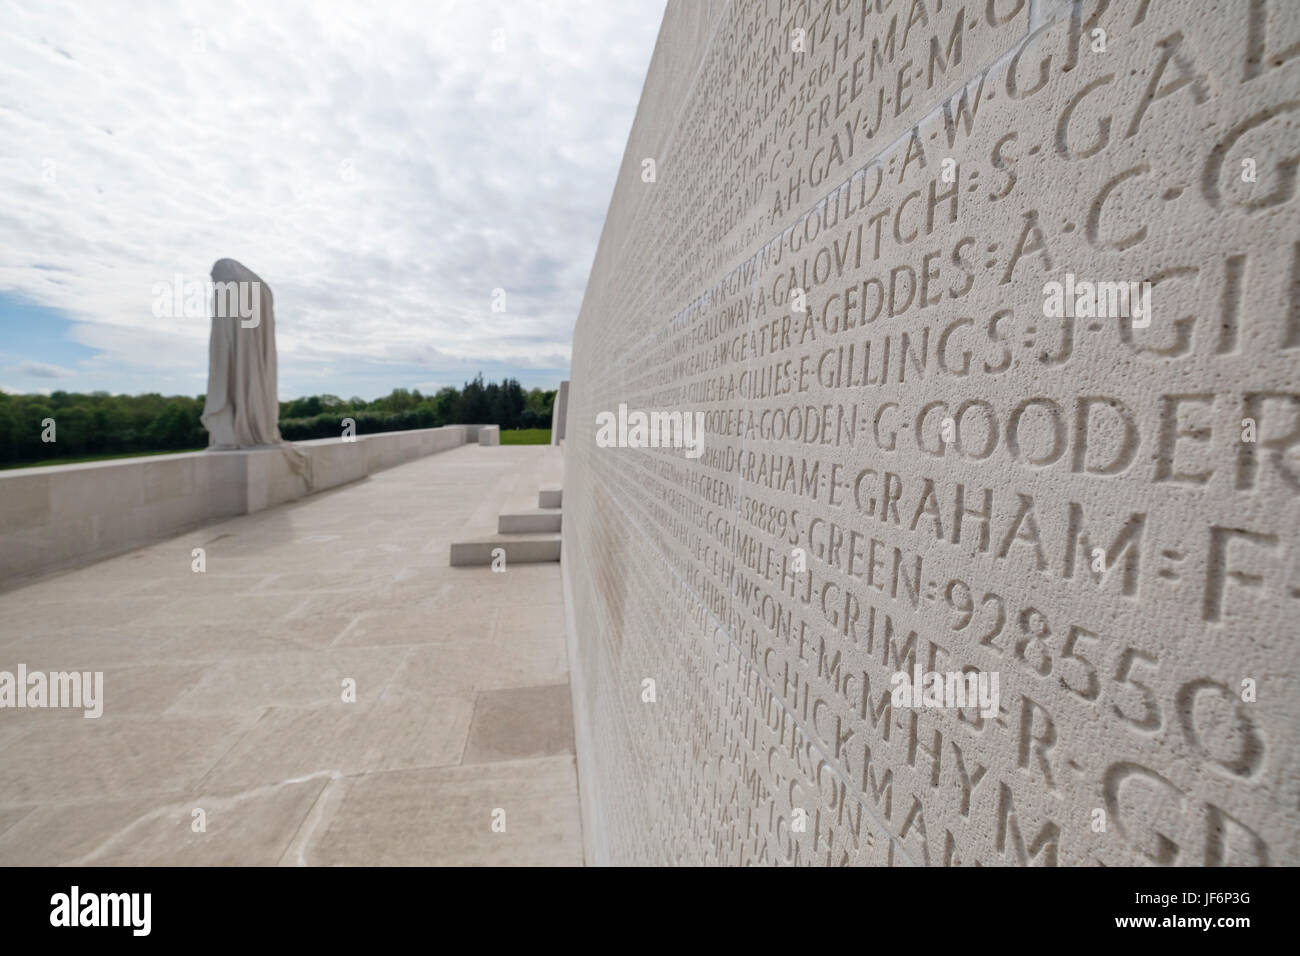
top-left (0, 443), bottom-right (581, 865)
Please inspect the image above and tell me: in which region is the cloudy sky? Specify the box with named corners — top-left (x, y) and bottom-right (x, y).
top-left (0, 0), bottom-right (664, 399)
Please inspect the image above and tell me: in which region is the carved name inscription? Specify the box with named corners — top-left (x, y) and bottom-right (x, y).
top-left (565, 0), bottom-right (1300, 865)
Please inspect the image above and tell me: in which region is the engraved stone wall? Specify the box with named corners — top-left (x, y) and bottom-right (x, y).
top-left (563, 0), bottom-right (1300, 865)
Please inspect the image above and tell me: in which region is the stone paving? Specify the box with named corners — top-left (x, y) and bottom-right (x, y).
top-left (0, 443), bottom-right (581, 865)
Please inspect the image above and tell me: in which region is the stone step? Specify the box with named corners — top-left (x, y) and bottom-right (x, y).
top-left (538, 485), bottom-right (563, 509)
top-left (498, 509), bottom-right (562, 534)
top-left (449, 533), bottom-right (561, 567)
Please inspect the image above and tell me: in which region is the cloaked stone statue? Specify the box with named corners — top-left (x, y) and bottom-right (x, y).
top-left (200, 258), bottom-right (284, 449)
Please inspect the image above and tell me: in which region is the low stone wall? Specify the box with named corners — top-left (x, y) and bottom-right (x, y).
top-left (0, 425), bottom-right (470, 583)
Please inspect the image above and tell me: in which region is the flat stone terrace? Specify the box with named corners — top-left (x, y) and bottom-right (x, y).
top-left (0, 443), bottom-right (580, 865)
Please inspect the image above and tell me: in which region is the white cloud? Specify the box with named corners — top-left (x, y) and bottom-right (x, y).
top-left (14, 360), bottom-right (77, 379)
top-left (0, 0), bottom-right (664, 395)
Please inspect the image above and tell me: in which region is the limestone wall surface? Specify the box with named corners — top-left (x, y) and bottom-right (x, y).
top-left (563, 0), bottom-right (1300, 865)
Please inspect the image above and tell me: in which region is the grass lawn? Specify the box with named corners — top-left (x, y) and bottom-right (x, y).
top-left (0, 447), bottom-right (208, 471)
top-left (500, 428), bottom-right (551, 445)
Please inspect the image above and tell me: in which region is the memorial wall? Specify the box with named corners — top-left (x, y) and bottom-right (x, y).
top-left (563, 0), bottom-right (1300, 865)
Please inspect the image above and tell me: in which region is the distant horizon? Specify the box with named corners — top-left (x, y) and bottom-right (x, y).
top-left (0, 288), bottom-right (572, 400)
top-left (0, 339), bottom-right (564, 404)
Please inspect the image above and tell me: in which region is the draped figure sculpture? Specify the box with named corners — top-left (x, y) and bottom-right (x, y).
top-left (200, 258), bottom-right (283, 448)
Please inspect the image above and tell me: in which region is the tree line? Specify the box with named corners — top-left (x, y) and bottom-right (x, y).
top-left (0, 374), bottom-right (555, 465)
